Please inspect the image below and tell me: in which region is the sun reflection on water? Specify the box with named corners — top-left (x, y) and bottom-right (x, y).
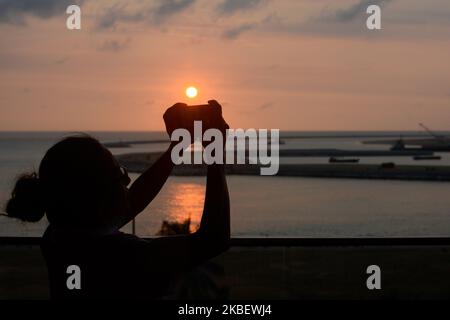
top-left (164, 182), bottom-right (205, 233)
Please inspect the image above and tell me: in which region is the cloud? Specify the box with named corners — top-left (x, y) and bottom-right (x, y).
top-left (0, 0), bottom-right (84, 25)
top-left (241, 102), bottom-right (275, 115)
top-left (217, 0), bottom-right (267, 16)
top-left (333, 0), bottom-right (391, 22)
top-left (302, 0), bottom-right (392, 36)
top-left (54, 57), bottom-right (69, 65)
top-left (222, 23), bottom-right (255, 39)
top-left (98, 38), bottom-right (131, 52)
top-left (154, 0), bottom-right (195, 19)
top-left (96, 0), bottom-right (196, 30)
top-left (96, 3), bottom-right (136, 31)
top-left (221, 13), bottom-right (276, 39)
top-left (257, 102), bottom-right (274, 110)
top-left (257, 1), bottom-right (394, 38)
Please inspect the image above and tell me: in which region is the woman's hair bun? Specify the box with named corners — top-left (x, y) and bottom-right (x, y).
top-left (6, 173), bottom-right (46, 222)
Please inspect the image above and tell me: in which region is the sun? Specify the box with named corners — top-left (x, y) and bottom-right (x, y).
top-left (185, 86), bottom-right (198, 99)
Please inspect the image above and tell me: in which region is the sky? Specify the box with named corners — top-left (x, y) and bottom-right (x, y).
top-left (0, 0), bottom-right (450, 131)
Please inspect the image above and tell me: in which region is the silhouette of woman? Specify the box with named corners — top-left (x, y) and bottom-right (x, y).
top-left (5, 100), bottom-right (230, 299)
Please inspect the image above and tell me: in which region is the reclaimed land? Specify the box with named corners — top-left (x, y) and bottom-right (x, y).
top-left (116, 152), bottom-right (450, 181)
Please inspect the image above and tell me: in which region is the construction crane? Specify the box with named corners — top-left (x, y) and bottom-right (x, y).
top-left (418, 123), bottom-right (449, 147)
top-left (419, 123), bottom-right (444, 139)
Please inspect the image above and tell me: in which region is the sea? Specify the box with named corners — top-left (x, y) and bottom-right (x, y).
top-left (1, 131), bottom-right (450, 238)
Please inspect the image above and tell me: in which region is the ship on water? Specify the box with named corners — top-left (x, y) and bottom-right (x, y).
top-left (363, 123), bottom-right (450, 152)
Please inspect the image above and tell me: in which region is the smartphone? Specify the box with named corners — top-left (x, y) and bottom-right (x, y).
top-left (184, 104), bottom-right (211, 120)
top-left (164, 103), bottom-right (223, 134)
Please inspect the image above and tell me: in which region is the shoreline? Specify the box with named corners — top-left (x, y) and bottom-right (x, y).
top-left (116, 152), bottom-right (450, 181)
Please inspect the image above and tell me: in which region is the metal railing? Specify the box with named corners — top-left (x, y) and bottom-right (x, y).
top-left (1, 236), bottom-right (450, 246)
